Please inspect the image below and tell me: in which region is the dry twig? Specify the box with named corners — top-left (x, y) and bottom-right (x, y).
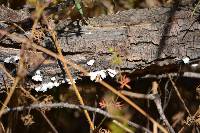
top-left (43, 15), bottom-right (94, 130)
top-left (0, 63), bottom-right (58, 133)
top-left (3, 102), bottom-right (152, 133)
top-left (152, 81), bottom-right (175, 133)
top-left (168, 75), bottom-right (191, 116)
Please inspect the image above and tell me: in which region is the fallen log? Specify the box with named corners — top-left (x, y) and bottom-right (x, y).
top-left (0, 2), bottom-right (200, 90)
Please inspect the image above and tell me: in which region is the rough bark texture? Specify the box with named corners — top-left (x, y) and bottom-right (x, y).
top-left (1, 3), bottom-right (200, 88)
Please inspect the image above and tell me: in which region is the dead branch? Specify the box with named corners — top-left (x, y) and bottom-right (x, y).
top-left (1, 4), bottom-right (200, 87)
top-left (4, 102), bottom-right (152, 133)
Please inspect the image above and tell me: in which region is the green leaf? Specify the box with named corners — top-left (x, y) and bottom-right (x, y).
top-left (108, 47), bottom-right (114, 53)
top-left (74, 0), bottom-right (84, 16)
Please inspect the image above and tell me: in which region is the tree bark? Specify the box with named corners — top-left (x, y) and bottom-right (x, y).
top-left (1, 4), bottom-right (200, 88)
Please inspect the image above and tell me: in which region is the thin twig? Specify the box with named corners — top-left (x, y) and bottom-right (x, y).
top-left (123, 82), bottom-right (176, 132)
top-left (20, 86), bottom-right (58, 133)
top-left (112, 120), bottom-right (134, 133)
top-left (3, 102), bottom-right (152, 133)
top-left (0, 76), bottom-right (20, 118)
top-left (152, 81), bottom-right (175, 133)
top-left (120, 90), bottom-right (155, 100)
top-left (0, 64), bottom-right (14, 80)
top-left (0, 45), bottom-right (26, 118)
top-left (43, 15), bottom-right (94, 130)
top-left (0, 62), bottom-right (58, 133)
top-left (153, 121), bottom-right (158, 133)
top-left (98, 80), bottom-right (168, 133)
top-left (168, 75), bottom-right (191, 116)
top-left (178, 106), bottom-right (200, 133)
top-left (141, 72), bottom-right (200, 79)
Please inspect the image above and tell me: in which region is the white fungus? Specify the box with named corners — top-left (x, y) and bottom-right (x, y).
top-left (51, 77), bottom-right (56, 81)
top-left (34, 81), bottom-right (61, 92)
top-left (191, 63), bottom-right (199, 67)
top-left (4, 56), bottom-right (19, 63)
top-left (182, 57), bottom-right (190, 64)
top-left (35, 83), bottom-right (48, 92)
top-left (66, 78), bottom-right (76, 84)
top-left (36, 70), bottom-right (41, 75)
top-left (61, 80), bottom-right (66, 83)
top-left (88, 69), bottom-right (118, 81)
top-left (87, 59), bottom-right (95, 66)
top-left (32, 75), bottom-right (43, 82)
top-left (53, 81), bottom-right (60, 87)
top-left (88, 70), bottom-right (107, 81)
top-left (34, 68), bottom-right (117, 92)
top-left (107, 69), bottom-right (118, 78)
top-left (85, 32), bottom-right (92, 35)
top-left (32, 70), bottom-right (43, 82)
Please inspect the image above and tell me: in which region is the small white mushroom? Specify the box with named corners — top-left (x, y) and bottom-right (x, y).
top-left (88, 70), bottom-right (107, 81)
